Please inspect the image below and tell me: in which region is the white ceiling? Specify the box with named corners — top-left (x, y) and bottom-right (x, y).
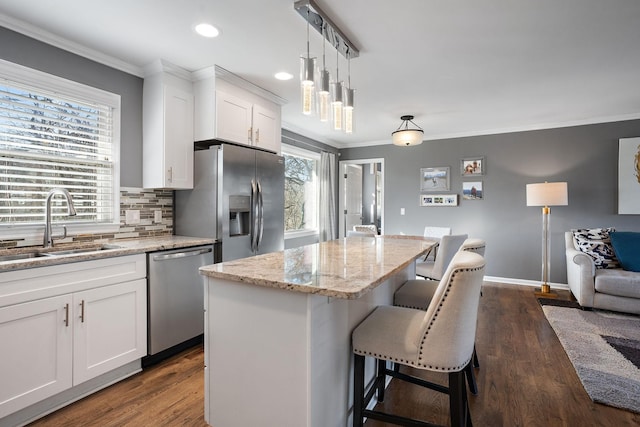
top-left (1, 0), bottom-right (639, 148)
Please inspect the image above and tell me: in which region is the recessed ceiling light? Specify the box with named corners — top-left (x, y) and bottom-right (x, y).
top-left (195, 23), bottom-right (220, 38)
top-left (275, 72), bottom-right (294, 81)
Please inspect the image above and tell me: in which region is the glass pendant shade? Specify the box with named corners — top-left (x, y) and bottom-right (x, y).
top-left (300, 56), bottom-right (316, 115)
top-left (343, 87), bottom-right (354, 134)
top-left (331, 81), bottom-right (343, 130)
top-left (392, 115), bottom-right (424, 146)
top-left (317, 69), bottom-right (331, 122)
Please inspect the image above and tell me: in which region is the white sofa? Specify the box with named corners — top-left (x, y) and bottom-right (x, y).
top-left (565, 232), bottom-right (640, 315)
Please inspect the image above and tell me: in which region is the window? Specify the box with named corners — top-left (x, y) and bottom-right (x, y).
top-left (282, 145), bottom-right (319, 235)
top-left (0, 60), bottom-right (120, 236)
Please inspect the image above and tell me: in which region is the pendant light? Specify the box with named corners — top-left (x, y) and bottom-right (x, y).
top-left (300, 8), bottom-right (315, 116)
top-left (392, 115), bottom-right (424, 146)
top-left (343, 52), bottom-right (354, 134)
top-left (317, 23), bottom-right (331, 122)
top-left (331, 45), bottom-right (343, 131)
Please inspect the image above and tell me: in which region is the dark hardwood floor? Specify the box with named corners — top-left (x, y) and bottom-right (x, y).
top-left (28, 282), bottom-right (640, 426)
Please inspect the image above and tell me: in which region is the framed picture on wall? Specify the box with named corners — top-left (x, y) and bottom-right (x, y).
top-left (462, 181), bottom-right (483, 200)
top-left (420, 194), bottom-right (458, 207)
top-left (618, 137), bottom-right (640, 214)
top-left (420, 167), bottom-right (450, 191)
top-left (461, 157), bottom-right (485, 176)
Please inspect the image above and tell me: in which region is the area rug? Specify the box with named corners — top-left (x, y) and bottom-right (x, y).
top-left (541, 302), bottom-right (640, 414)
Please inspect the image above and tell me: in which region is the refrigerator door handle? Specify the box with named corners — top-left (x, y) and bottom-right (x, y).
top-left (257, 180), bottom-right (264, 249)
top-left (251, 179), bottom-right (259, 252)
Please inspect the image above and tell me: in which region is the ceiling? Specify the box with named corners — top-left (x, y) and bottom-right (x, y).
top-left (1, 0), bottom-right (639, 148)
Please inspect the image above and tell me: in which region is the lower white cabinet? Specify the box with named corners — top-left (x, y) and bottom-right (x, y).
top-left (0, 255), bottom-right (147, 420)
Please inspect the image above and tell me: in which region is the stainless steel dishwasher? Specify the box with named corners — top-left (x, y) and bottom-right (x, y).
top-left (146, 244), bottom-right (215, 364)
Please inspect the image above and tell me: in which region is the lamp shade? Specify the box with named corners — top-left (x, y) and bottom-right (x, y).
top-left (392, 115), bottom-right (424, 146)
top-left (526, 182), bottom-right (568, 206)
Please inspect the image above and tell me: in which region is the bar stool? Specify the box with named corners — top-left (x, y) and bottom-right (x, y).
top-left (416, 234), bottom-right (467, 280)
top-left (395, 238), bottom-right (486, 394)
top-left (352, 251), bottom-right (485, 427)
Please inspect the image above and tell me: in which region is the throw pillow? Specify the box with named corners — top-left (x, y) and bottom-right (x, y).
top-left (610, 232), bottom-right (640, 272)
top-left (572, 227), bottom-right (620, 269)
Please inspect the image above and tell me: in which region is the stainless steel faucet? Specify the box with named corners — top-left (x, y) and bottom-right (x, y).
top-left (43, 188), bottom-right (77, 248)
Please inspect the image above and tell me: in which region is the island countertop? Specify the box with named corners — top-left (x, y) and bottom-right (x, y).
top-left (199, 235), bottom-right (435, 299)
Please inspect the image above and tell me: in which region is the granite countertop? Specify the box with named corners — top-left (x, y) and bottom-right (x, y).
top-left (199, 235), bottom-right (436, 299)
top-left (0, 235), bottom-right (217, 272)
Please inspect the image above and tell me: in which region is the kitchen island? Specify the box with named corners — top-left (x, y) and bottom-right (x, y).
top-left (199, 235), bottom-right (434, 427)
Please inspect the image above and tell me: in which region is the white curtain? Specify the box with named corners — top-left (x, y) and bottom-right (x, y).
top-left (319, 151), bottom-right (337, 241)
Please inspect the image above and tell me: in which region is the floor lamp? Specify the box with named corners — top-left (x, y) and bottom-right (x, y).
top-left (526, 182), bottom-right (568, 297)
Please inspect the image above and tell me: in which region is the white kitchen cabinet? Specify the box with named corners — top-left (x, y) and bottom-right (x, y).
top-left (0, 295), bottom-right (73, 419)
top-left (143, 63), bottom-right (194, 189)
top-left (215, 90), bottom-right (280, 152)
top-left (0, 255), bottom-right (147, 421)
top-left (194, 66), bottom-right (284, 154)
top-left (73, 279), bottom-right (147, 384)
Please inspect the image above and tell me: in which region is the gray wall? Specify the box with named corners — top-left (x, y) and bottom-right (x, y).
top-left (340, 120), bottom-right (640, 284)
top-left (0, 26), bottom-right (143, 187)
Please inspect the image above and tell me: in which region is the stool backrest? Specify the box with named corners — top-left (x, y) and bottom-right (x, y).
top-left (461, 238), bottom-right (486, 256)
top-left (429, 234), bottom-right (468, 280)
top-left (352, 225), bottom-right (377, 235)
top-left (423, 226), bottom-right (451, 239)
top-left (346, 230), bottom-right (376, 237)
top-left (416, 251), bottom-right (485, 371)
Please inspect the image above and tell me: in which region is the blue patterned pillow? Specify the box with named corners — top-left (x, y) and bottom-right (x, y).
top-left (572, 228), bottom-right (620, 269)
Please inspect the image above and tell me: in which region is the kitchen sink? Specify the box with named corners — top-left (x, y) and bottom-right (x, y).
top-left (0, 252), bottom-right (50, 262)
top-left (42, 244), bottom-right (122, 256)
top-left (0, 244), bottom-right (123, 263)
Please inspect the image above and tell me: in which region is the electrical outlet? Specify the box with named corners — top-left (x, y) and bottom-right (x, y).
top-left (154, 210), bottom-right (162, 223)
top-left (125, 209), bottom-right (140, 225)
top-left (400, 208), bottom-right (405, 215)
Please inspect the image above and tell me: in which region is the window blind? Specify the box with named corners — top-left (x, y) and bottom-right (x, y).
top-left (0, 79), bottom-right (115, 226)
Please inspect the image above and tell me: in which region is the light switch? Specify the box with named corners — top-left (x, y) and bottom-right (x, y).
top-left (400, 208), bottom-right (405, 215)
top-left (125, 209), bottom-right (140, 224)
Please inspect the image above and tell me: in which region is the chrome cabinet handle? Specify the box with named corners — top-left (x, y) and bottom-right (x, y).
top-left (152, 247), bottom-right (212, 261)
top-left (80, 300), bottom-right (85, 323)
top-left (64, 303), bottom-right (69, 327)
top-left (168, 166), bottom-right (173, 183)
top-left (255, 128), bottom-right (260, 143)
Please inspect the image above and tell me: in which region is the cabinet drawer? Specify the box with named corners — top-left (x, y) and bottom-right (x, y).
top-left (0, 254), bottom-right (146, 308)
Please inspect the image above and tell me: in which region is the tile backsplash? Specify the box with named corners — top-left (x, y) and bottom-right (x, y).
top-left (0, 187), bottom-right (174, 248)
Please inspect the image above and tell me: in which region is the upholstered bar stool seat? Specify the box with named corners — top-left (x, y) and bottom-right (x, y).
top-left (352, 251), bottom-right (485, 427)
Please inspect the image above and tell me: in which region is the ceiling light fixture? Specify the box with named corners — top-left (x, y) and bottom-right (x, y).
top-left (275, 72), bottom-right (294, 81)
top-left (300, 7), bottom-right (316, 115)
top-left (317, 23), bottom-right (331, 122)
top-left (331, 45), bottom-right (343, 131)
top-left (392, 115), bottom-right (424, 146)
top-left (295, 0), bottom-right (359, 131)
top-left (343, 52), bottom-right (354, 134)
top-left (195, 23), bottom-right (219, 38)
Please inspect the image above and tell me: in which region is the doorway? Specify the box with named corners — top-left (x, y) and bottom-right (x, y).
top-left (338, 158), bottom-right (384, 237)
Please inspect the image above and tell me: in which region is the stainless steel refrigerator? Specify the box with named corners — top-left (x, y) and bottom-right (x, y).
top-left (175, 143), bottom-right (284, 261)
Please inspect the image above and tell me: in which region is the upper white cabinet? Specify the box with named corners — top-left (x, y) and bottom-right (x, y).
top-left (194, 66), bottom-right (284, 154)
top-left (143, 60), bottom-right (194, 189)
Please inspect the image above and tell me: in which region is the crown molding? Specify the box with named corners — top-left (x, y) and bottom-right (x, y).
top-left (0, 14), bottom-right (144, 77)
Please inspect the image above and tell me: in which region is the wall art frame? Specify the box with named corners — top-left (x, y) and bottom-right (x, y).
top-left (461, 157), bottom-right (485, 176)
top-left (462, 181), bottom-right (483, 200)
top-left (420, 166), bottom-right (450, 192)
top-left (618, 137), bottom-right (640, 214)
top-left (420, 194), bottom-right (458, 207)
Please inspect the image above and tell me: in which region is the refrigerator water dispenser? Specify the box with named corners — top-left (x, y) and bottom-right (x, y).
top-left (229, 195), bottom-right (250, 236)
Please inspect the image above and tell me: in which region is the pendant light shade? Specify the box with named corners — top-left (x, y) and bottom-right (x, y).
top-left (300, 7), bottom-right (315, 116)
top-left (392, 115), bottom-right (424, 146)
top-left (343, 87), bottom-right (354, 134)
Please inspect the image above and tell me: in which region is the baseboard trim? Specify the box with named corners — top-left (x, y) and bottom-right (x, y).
top-left (483, 275), bottom-right (570, 291)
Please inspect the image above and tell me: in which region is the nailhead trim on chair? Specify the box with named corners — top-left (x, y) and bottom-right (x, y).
top-left (353, 264), bottom-right (485, 373)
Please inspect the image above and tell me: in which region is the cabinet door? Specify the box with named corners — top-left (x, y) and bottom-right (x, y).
top-left (215, 91), bottom-right (252, 145)
top-left (0, 295), bottom-right (73, 418)
top-left (252, 104), bottom-right (279, 152)
top-left (164, 84), bottom-right (194, 189)
top-left (73, 279), bottom-right (147, 385)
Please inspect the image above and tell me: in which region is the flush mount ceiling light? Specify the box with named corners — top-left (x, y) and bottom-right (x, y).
top-left (392, 115), bottom-right (424, 146)
top-left (275, 72), bottom-right (294, 81)
top-left (195, 23), bottom-right (220, 38)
